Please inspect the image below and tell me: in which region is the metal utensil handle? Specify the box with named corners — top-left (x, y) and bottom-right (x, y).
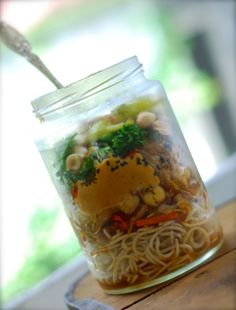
top-left (0, 21), bottom-right (63, 89)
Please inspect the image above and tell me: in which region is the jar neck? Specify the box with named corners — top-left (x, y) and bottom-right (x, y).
top-left (32, 56), bottom-right (146, 122)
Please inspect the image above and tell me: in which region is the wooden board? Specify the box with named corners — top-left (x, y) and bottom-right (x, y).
top-left (65, 200), bottom-right (236, 310)
top-left (129, 249), bottom-right (236, 310)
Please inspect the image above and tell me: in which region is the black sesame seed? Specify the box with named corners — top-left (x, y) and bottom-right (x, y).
top-left (96, 169), bottom-right (100, 174)
top-left (106, 161), bottom-right (110, 166)
top-left (116, 160), bottom-right (120, 164)
top-left (160, 156), bottom-right (165, 163)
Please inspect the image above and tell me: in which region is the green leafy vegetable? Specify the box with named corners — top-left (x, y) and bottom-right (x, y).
top-left (98, 124), bottom-right (144, 157)
top-left (56, 133), bottom-right (77, 186)
top-left (112, 124), bottom-right (144, 156)
top-left (61, 133), bottom-right (77, 166)
top-left (90, 146), bottom-right (111, 163)
top-left (61, 170), bottom-right (81, 188)
top-left (76, 147), bottom-right (111, 184)
top-left (77, 156), bottom-right (96, 184)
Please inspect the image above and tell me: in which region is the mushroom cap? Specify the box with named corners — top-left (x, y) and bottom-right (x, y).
top-left (74, 153), bottom-right (159, 215)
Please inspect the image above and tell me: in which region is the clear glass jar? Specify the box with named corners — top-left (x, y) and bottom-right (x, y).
top-left (32, 56), bottom-right (223, 294)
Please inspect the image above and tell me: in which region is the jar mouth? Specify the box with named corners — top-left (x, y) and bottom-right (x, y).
top-left (32, 56), bottom-right (143, 121)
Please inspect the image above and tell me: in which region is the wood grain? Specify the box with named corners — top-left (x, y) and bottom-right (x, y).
top-left (128, 249), bottom-right (236, 310)
top-left (66, 200), bottom-right (236, 310)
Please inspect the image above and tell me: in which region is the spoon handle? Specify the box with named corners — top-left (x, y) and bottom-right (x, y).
top-left (0, 21), bottom-right (63, 89)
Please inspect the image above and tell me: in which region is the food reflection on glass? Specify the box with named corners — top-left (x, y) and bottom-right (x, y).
top-left (55, 97), bottom-right (223, 292)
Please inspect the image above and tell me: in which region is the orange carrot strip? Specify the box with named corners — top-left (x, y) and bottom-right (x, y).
top-left (135, 212), bottom-right (179, 228)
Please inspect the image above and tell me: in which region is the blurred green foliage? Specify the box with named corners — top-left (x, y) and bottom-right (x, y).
top-left (122, 5), bottom-right (220, 122)
top-left (2, 207), bottom-right (80, 304)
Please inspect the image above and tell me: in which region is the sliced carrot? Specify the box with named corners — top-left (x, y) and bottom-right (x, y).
top-left (134, 212), bottom-right (179, 228)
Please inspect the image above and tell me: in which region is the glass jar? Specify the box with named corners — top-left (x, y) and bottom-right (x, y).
top-left (32, 56), bottom-right (223, 294)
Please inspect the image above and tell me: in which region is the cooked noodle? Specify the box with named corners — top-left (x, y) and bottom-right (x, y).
top-left (80, 207), bottom-right (222, 288)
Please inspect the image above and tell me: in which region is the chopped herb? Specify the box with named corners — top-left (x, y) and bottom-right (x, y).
top-left (62, 170), bottom-right (81, 188)
top-left (56, 133), bottom-right (77, 186)
top-left (112, 124), bottom-right (144, 156)
top-left (98, 124), bottom-right (144, 157)
top-left (76, 146), bottom-right (111, 184)
top-left (61, 133), bottom-right (77, 166)
top-left (90, 146), bottom-right (111, 163)
top-left (77, 156), bottom-right (96, 184)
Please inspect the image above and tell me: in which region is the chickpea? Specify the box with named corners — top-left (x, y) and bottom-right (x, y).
top-left (143, 185), bottom-right (166, 207)
top-left (119, 194), bottom-right (140, 214)
top-left (136, 112), bottom-right (156, 128)
top-left (66, 154), bottom-right (82, 171)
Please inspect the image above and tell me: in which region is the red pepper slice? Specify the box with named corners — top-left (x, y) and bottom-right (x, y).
top-left (111, 214), bottom-right (129, 232)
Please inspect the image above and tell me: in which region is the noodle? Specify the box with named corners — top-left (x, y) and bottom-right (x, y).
top-left (84, 210), bottom-right (222, 288)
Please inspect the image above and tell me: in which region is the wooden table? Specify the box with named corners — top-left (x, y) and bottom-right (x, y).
top-left (65, 200), bottom-right (236, 310)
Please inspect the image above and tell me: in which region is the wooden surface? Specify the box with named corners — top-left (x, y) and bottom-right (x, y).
top-left (65, 200), bottom-right (236, 310)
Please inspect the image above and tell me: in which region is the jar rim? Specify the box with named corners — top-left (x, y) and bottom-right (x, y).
top-left (31, 56), bottom-right (143, 121)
